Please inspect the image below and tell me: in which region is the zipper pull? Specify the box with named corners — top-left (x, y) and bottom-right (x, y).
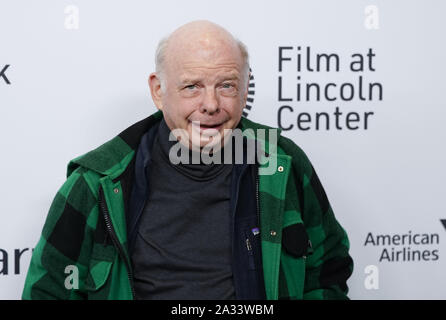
top-left (246, 238), bottom-right (252, 251)
top-left (245, 236), bottom-right (255, 270)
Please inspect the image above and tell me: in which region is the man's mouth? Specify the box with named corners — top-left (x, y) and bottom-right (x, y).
top-left (199, 123), bottom-right (222, 130)
top-left (190, 121), bottom-right (224, 131)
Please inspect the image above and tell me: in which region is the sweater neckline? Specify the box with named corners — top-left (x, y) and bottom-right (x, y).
top-left (156, 118), bottom-right (231, 181)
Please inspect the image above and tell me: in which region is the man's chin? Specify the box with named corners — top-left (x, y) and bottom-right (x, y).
top-left (191, 139), bottom-right (224, 153)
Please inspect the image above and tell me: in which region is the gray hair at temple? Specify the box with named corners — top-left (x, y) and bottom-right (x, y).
top-left (154, 34), bottom-right (250, 91)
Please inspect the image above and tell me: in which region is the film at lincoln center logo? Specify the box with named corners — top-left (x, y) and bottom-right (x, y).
top-left (243, 68), bottom-right (255, 118)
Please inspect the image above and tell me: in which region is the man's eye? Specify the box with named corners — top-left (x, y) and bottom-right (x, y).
top-left (222, 83), bottom-right (234, 89)
top-left (185, 84), bottom-right (197, 90)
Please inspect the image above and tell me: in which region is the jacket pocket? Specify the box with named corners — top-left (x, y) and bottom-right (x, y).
top-left (85, 244), bottom-right (116, 293)
top-left (282, 223), bottom-right (313, 258)
top-left (279, 223), bottom-right (310, 299)
top-left (86, 260), bottom-right (113, 291)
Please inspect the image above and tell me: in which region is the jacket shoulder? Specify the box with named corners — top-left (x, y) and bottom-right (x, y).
top-left (277, 135), bottom-right (314, 176)
top-left (67, 135), bottom-right (134, 178)
top-left (67, 111), bottom-right (163, 177)
top-left (240, 117), bottom-right (312, 173)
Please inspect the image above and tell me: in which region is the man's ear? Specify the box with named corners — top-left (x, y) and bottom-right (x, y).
top-left (148, 72), bottom-right (164, 111)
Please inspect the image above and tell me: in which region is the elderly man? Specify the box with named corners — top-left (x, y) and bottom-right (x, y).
top-left (23, 21), bottom-right (353, 300)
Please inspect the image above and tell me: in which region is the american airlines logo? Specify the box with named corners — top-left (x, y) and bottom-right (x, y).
top-left (363, 220), bottom-right (446, 263)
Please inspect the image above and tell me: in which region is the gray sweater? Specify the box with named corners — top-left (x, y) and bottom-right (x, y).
top-left (131, 119), bottom-right (235, 299)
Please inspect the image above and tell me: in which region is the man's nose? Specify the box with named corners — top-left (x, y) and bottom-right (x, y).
top-left (200, 88), bottom-right (220, 114)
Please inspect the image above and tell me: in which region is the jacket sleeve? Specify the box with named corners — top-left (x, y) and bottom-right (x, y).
top-left (281, 137), bottom-right (354, 299)
top-left (22, 168), bottom-right (96, 299)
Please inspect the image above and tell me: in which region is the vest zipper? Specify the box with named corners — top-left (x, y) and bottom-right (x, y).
top-left (245, 234), bottom-right (255, 270)
top-left (255, 163), bottom-right (260, 228)
top-left (99, 186), bottom-right (136, 299)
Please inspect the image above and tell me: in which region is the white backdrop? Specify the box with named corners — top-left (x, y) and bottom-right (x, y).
top-left (1, 0), bottom-right (445, 299)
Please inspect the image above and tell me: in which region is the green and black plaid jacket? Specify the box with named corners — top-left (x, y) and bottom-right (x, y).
top-left (22, 111), bottom-right (353, 300)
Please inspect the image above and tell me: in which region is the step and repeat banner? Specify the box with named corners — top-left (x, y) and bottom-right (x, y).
top-left (1, 0), bottom-right (445, 299)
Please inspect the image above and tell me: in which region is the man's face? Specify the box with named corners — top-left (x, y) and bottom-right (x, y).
top-left (150, 38), bottom-right (248, 151)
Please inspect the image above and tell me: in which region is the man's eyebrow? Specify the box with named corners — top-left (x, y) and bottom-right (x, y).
top-left (178, 73), bottom-right (241, 85)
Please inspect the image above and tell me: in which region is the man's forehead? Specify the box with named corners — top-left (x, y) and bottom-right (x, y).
top-left (169, 55), bottom-right (243, 79)
top-left (180, 61), bottom-right (241, 71)
top-left (178, 67), bottom-right (241, 83)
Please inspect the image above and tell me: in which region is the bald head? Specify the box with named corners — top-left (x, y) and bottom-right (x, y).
top-left (155, 20), bottom-right (249, 88)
